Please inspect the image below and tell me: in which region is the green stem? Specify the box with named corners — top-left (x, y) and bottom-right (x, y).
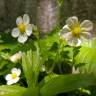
top-left (56, 39), bottom-right (64, 74)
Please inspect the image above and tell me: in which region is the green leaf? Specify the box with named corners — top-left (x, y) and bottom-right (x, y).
top-left (23, 87), bottom-right (40, 96)
top-left (0, 85), bottom-right (26, 96)
top-left (40, 74), bottom-right (96, 96)
top-left (22, 50), bottom-right (34, 87)
top-left (39, 74), bottom-right (58, 88)
top-left (75, 38), bottom-right (96, 74)
top-left (39, 33), bottom-right (60, 59)
top-left (0, 31), bottom-right (19, 52)
top-left (22, 42), bottom-right (41, 87)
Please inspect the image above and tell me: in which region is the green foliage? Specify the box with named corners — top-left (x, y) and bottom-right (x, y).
top-left (0, 85), bottom-right (26, 96)
top-left (23, 87), bottom-right (40, 96)
top-left (40, 74), bottom-right (96, 96)
top-left (57, 0), bottom-right (64, 7)
top-left (75, 38), bottom-right (96, 75)
top-left (22, 42), bottom-right (41, 87)
top-left (0, 26), bottom-right (96, 96)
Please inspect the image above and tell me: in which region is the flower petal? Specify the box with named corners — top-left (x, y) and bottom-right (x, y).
top-left (61, 25), bottom-right (70, 33)
top-left (16, 16), bottom-right (23, 25)
top-left (76, 39), bottom-right (81, 46)
top-left (60, 32), bottom-right (72, 40)
top-left (11, 28), bottom-right (20, 38)
top-left (18, 34), bottom-right (28, 43)
top-left (66, 16), bottom-right (78, 27)
top-left (80, 20), bottom-right (93, 31)
top-left (13, 77), bottom-right (20, 83)
top-left (80, 32), bottom-right (91, 39)
top-left (7, 80), bottom-right (14, 85)
top-left (59, 25), bottom-right (71, 39)
top-left (11, 68), bottom-right (18, 73)
top-left (23, 14), bottom-right (30, 25)
top-left (60, 31), bottom-right (79, 46)
top-left (16, 69), bottom-right (21, 76)
top-left (67, 37), bottom-right (79, 46)
top-left (26, 24), bottom-right (32, 36)
top-left (11, 68), bottom-right (21, 76)
top-left (5, 74), bottom-right (12, 81)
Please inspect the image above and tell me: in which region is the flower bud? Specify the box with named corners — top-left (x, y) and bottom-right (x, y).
top-left (9, 51), bottom-right (22, 63)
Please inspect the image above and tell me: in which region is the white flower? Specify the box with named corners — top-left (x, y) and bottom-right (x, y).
top-left (40, 64), bottom-right (46, 72)
top-left (11, 14), bottom-right (32, 43)
top-left (72, 66), bottom-right (80, 74)
top-left (5, 68), bottom-right (21, 85)
top-left (59, 16), bottom-right (93, 46)
top-left (9, 51), bottom-right (22, 63)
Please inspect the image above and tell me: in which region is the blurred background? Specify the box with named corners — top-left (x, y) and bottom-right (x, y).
top-left (0, 0), bottom-right (96, 34)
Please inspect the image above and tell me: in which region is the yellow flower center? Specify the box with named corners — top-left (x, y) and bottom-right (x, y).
top-left (12, 73), bottom-right (17, 79)
top-left (71, 24), bottom-right (81, 38)
top-left (18, 23), bottom-right (26, 33)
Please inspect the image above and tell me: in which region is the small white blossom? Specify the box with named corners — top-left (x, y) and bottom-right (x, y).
top-left (11, 14), bottom-right (32, 43)
top-left (59, 16), bottom-right (93, 46)
top-left (40, 64), bottom-right (46, 72)
top-left (5, 68), bottom-right (21, 85)
top-left (9, 51), bottom-right (22, 63)
top-left (72, 66), bottom-right (80, 74)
